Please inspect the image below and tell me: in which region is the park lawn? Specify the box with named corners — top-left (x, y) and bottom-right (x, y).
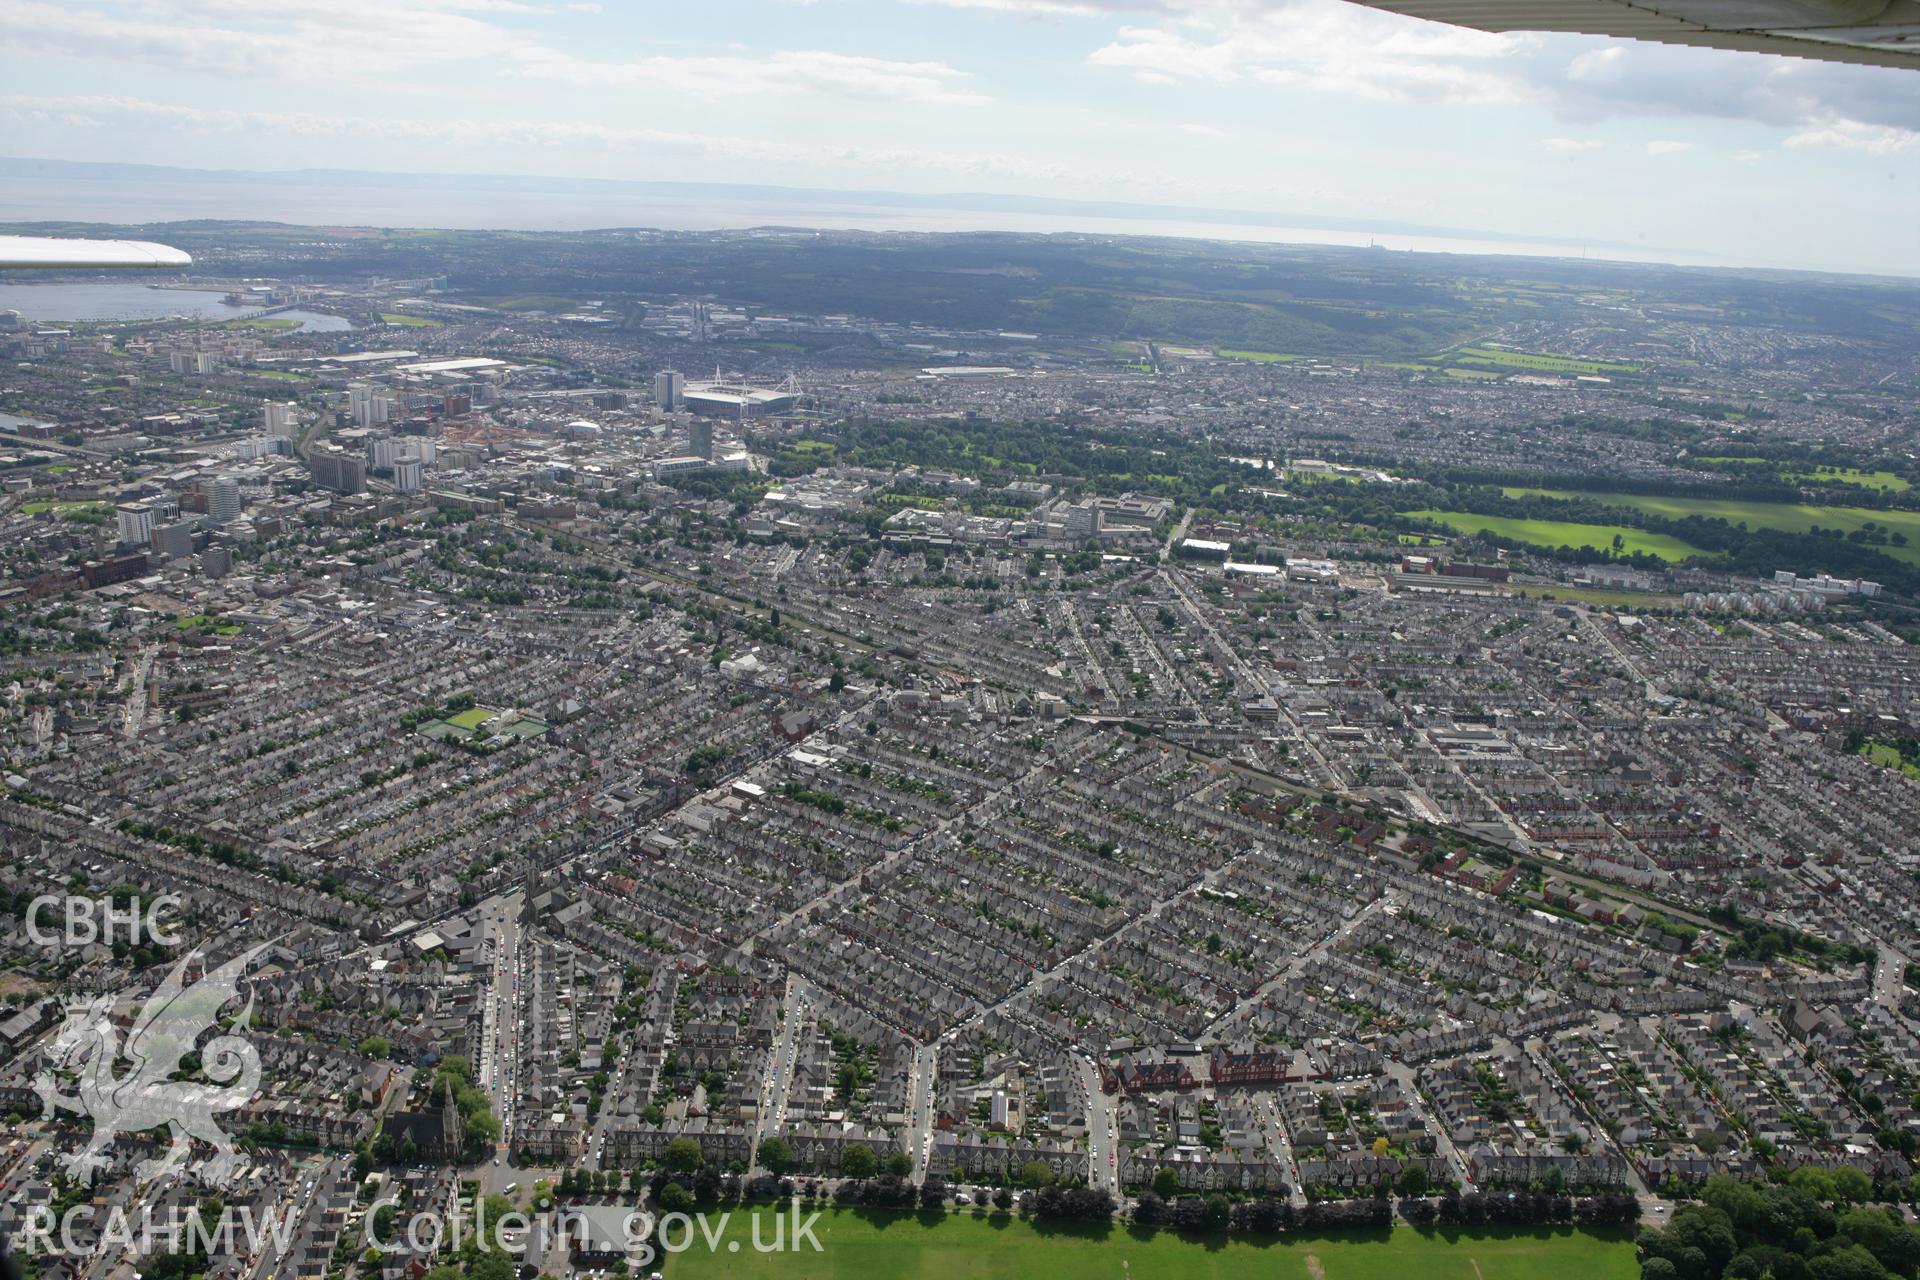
top-left (219, 317), bottom-right (299, 331)
top-left (1860, 742), bottom-right (1920, 780)
top-left (21, 500), bottom-right (108, 518)
top-left (1216, 349), bottom-right (1301, 363)
top-left (664, 1207), bottom-right (1636, 1280)
top-left (1500, 489), bottom-right (1920, 565)
top-left (171, 613), bottom-right (244, 636)
top-left (381, 312), bottom-right (444, 328)
top-left (253, 369), bottom-right (311, 382)
top-left (1401, 510), bottom-right (1714, 563)
top-left (446, 706), bottom-right (497, 731)
top-left (1693, 460), bottom-right (1911, 492)
top-left (1443, 347), bottom-right (1639, 376)
top-left (1787, 466), bottom-right (1910, 492)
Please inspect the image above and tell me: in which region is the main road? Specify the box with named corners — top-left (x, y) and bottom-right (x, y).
top-left (750, 975), bottom-right (809, 1173)
top-left (904, 1041), bottom-right (940, 1183)
top-left (1077, 1056), bottom-right (1120, 1194)
top-left (478, 889), bottom-right (525, 1195)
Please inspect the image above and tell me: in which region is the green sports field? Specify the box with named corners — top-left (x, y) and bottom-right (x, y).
top-left (1401, 510), bottom-right (1713, 562)
top-left (21, 500), bottom-right (108, 517)
top-left (1216, 349), bottom-right (1302, 363)
top-left (1785, 468), bottom-right (1909, 492)
top-left (663, 1207), bottom-right (1636, 1280)
top-left (1500, 489), bottom-right (1920, 565)
top-left (1444, 347), bottom-right (1639, 376)
top-left (1693, 460), bottom-right (1910, 493)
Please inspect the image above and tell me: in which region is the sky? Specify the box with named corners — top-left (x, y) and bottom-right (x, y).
top-left (0, 0), bottom-right (1917, 275)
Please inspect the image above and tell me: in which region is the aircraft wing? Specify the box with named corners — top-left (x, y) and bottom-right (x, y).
top-left (1344, 0), bottom-right (1920, 67)
top-left (0, 236), bottom-right (192, 269)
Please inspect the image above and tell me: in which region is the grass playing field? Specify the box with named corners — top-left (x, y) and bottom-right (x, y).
top-left (1401, 510), bottom-right (1713, 562)
top-left (663, 1207), bottom-right (1637, 1280)
top-left (1500, 489), bottom-right (1920, 565)
top-left (1216, 349), bottom-right (1302, 363)
top-left (1693, 460), bottom-right (1910, 493)
top-left (20, 500), bottom-right (108, 518)
top-left (1442, 347), bottom-right (1639, 376)
top-left (1784, 467), bottom-right (1910, 492)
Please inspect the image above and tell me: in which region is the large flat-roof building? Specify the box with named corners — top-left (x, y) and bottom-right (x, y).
top-left (682, 381), bottom-right (795, 419)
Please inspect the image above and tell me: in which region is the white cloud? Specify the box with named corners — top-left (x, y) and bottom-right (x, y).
top-left (0, 0), bottom-right (986, 105)
top-left (1178, 123), bottom-right (1233, 137)
top-left (1090, 24), bottom-right (1247, 81)
top-left (0, 0), bottom-right (531, 77)
top-left (1089, 2), bottom-right (1528, 106)
top-left (1645, 139), bottom-right (1693, 155)
top-left (1539, 137), bottom-right (1604, 152)
top-left (1077, 0), bottom-right (1920, 146)
top-left (1784, 121), bottom-right (1919, 153)
top-left (10, 0), bottom-right (1920, 199)
top-left (510, 47), bottom-right (989, 104)
top-left (0, 93), bottom-right (1064, 181)
top-left (907, 0), bottom-right (1163, 15)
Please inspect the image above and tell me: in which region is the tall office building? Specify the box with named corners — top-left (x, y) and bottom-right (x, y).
top-left (263, 401), bottom-right (296, 437)
top-left (309, 450), bottom-right (368, 495)
top-left (201, 545), bottom-right (232, 578)
top-left (151, 521), bottom-right (195, 561)
top-left (689, 419), bottom-right (714, 461)
top-left (209, 476), bottom-right (242, 525)
top-left (115, 503), bottom-right (155, 548)
top-left (654, 369), bottom-right (683, 411)
top-left (392, 454), bottom-right (424, 494)
top-left (367, 434), bottom-right (404, 470)
top-left (349, 383), bottom-right (391, 428)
